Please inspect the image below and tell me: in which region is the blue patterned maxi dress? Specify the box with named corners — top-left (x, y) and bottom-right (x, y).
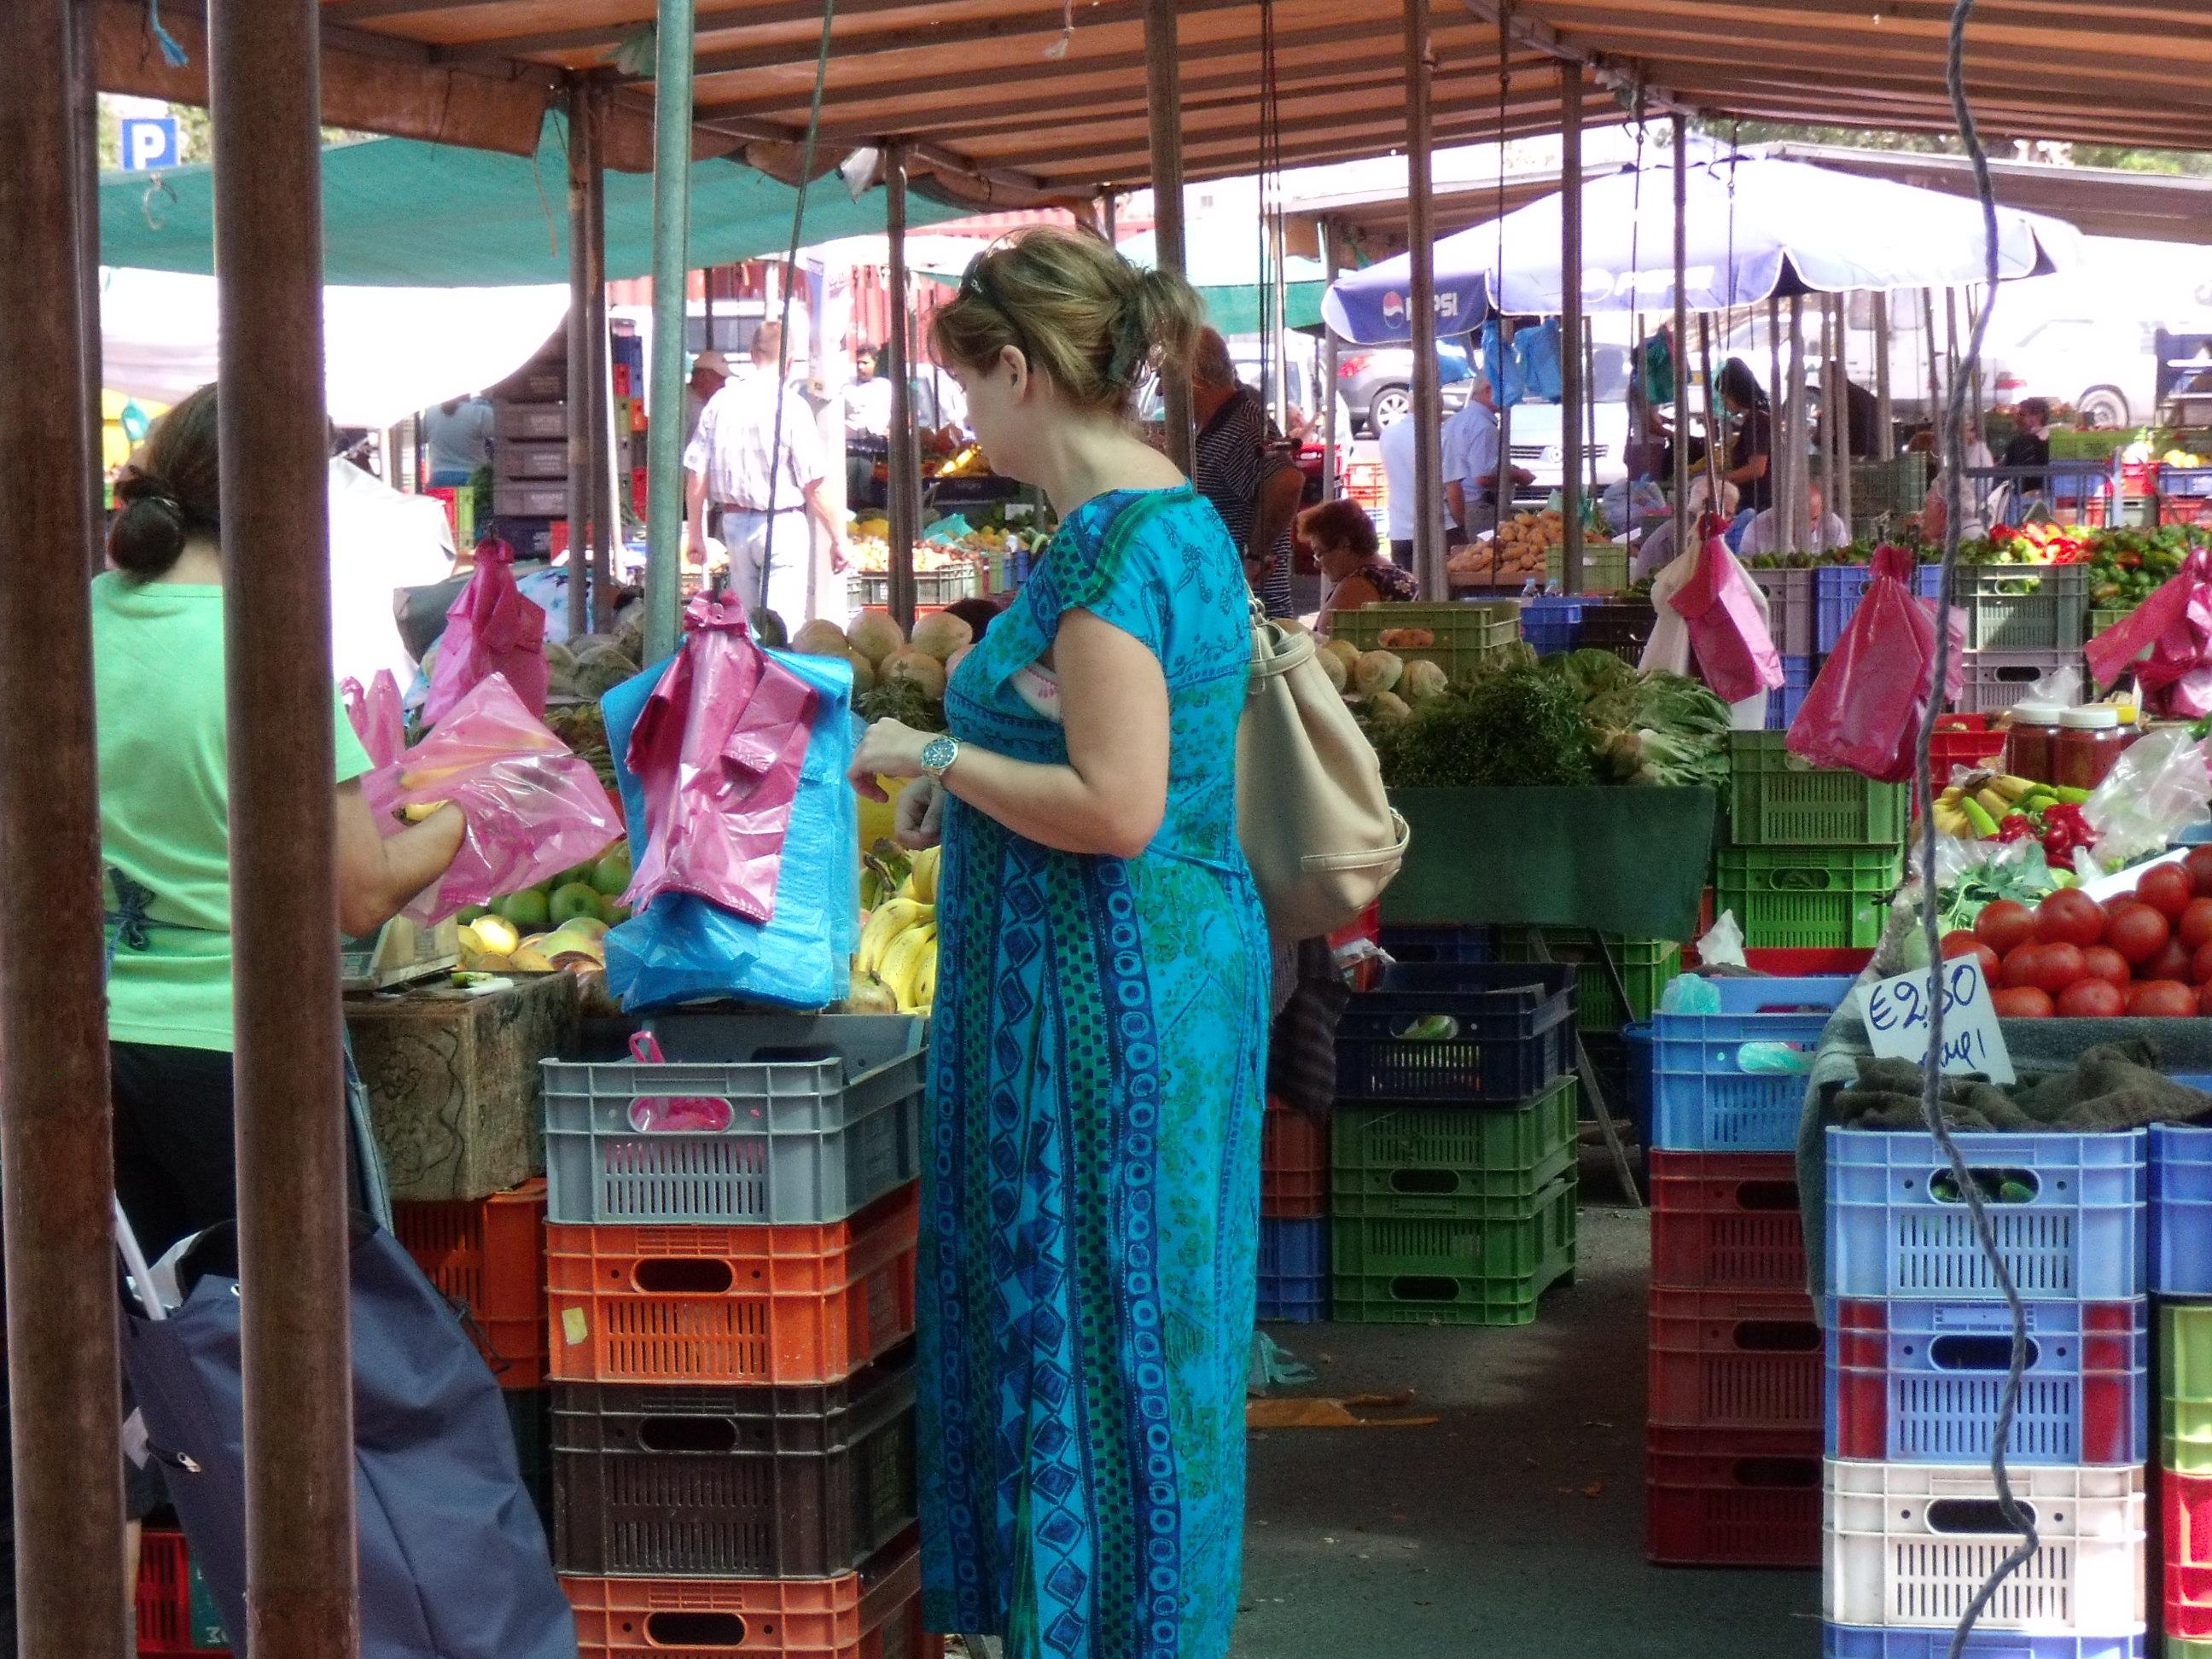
top-left (917, 486), bottom-right (1272, 1659)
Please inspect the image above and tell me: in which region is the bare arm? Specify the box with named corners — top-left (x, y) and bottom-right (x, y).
top-left (1447, 480), bottom-right (1468, 527)
top-left (1721, 451), bottom-right (1768, 488)
top-left (802, 477), bottom-right (851, 572)
top-left (1252, 463), bottom-right (1304, 565)
top-left (685, 468), bottom-right (708, 554)
top-left (850, 608), bottom-right (1169, 859)
top-left (335, 783), bottom-right (465, 938)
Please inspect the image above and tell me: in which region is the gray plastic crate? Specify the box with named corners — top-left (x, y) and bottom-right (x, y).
top-left (542, 1013), bottom-right (925, 1226)
top-left (1956, 565), bottom-right (2088, 654)
top-left (1742, 567), bottom-right (1814, 658)
top-left (1952, 650), bottom-right (2081, 715)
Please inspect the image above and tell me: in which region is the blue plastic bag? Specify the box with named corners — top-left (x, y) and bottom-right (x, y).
top-left (598, 648), bottom-right (859, 1010)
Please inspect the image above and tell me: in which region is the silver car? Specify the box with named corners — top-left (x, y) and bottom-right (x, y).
top-left (1336, 341), bottom-right (1475, 434)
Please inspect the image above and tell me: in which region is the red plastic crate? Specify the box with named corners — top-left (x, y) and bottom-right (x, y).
top-left (547, 1185), bottom-right (917, 1387)
top-left (1644, 1424), bottom-right (1820, 1568)
top-left (2168, 1468), bottom-right (2212, 1638)
top-left (1648, 1152), bottom-right (1807, 1293)
top-left (2164, 497), bottom-right (2212, 528)
top-left (1928, 713), bottom-right (2003, 781)
top-left (564, 1534), bottom-right (919, 1659)
top-left (137, 1531), bottom-right (224, 1655)
top-left (1261, 1105), bottom-right (1327, 1219)
top-left (1647, 1286), bottom-right (1821, 1432)
top-left (393, 1179), bottom-right (548, 1389)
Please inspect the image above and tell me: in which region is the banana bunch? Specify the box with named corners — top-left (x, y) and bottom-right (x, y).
top-left (852, 844), bottom-right (943, 1014)
top-left (1931, 771), bottom-right (2089, 839)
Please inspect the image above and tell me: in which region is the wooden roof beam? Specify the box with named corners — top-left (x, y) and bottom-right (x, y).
top-left (1456, 0), bottom-right (1701, 120)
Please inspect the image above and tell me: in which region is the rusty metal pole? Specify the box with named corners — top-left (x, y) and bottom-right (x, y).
top-left (0, 3), bottom-right (131, 1654)
top-left (585, 90), bottom-right (616, 633)
top-left (72, 0), bottom-right (107, 572)
top-left (884, 146), bottom-right (920, 634)
top-left (1671, 114), bottom-right (1691, 571)
top-left (1320, 220), bottom-right (1341, 503)
top-left (567, 80), bottom-right (594, 642)
top-left (1144, 0), bottom-right (1193, 474)
top-left (1559, 64), bottom-right (1585, 595)
top-left (643, 0), bottom-right (698, 664)
top-left (1404, 0), bottom-right (1446, 598)
top-left (207, 0), bottom-right (364, 1652)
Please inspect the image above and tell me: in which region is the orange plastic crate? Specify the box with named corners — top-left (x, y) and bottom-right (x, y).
top-left (564, 1534), bottom-right (919, 1659)
top-left (1261, 1106), bottom-right (1327, 1220)
top-left (548, 1185), bottom-right (917, 1387)
top-left (393, 1179), bottom-right (549, 1388)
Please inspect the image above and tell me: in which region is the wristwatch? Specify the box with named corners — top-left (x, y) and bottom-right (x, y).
top-left (919, 734), bottom-right (962, 780)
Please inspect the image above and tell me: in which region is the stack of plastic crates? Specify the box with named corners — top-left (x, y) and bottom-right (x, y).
top-left (136, 1529), bottom-right (228, 1657)
top-left (1718, 735), bottom-right (1908, 952)
top-left (2153, 1108), bottom-right (2212, 1658)
top-left (1329, 959), bottom-right (1579, 1327)
top-left (538, 1013), bottom-right (930, 1659)
top-left (1644, 973), bottom-right (1852, 1567)
top-left (1260, 1096), bottom-right (1330, 1322)
top-left (1946, 565), bottom-right (2091, 716)
top-left (1824, 1126), bottom-right (2149, 1656)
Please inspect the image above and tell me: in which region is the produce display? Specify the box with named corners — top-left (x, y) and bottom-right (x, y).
top-left (851, 843), bottom-right (939, 1015)
top-left (1948, 847), bottom-right (2212, 1019)
top-left (1448, 509), bottom-right (1563, 586)
top-left (456, 843), bottom-right (632, 974)
top-left (2086, 523), bottom-right (2197, 608)
top-left (1927, 769), bottom-right (2096, 857)
top-left (846, 521), bottom-right (976, 576)
top-left (791, 607), bottom-right (969, 728)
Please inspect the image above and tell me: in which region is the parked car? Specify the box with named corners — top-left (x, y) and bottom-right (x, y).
top-left (1336, 342), bottom-right (1475, 434)
top-left (1980, 316), bottom-right (2161, 428)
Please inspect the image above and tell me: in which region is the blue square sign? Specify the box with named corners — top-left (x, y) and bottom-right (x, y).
top-left (119, 116), bottom-right (180, 172)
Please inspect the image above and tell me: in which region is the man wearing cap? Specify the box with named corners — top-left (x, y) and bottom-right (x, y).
top-left (684, 323), bottom-right (851, 627)
top-left (684, 349), bottom-right (731, 445)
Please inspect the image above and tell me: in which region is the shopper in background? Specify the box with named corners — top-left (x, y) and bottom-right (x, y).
top-left (1735, 476), bottom-right (1851, 558)
top-left (847, 227), bottom-right (1267, 1659)
top-left (684, 322), bottom-right (852, 627)
top-left (1441, 369), bottom-right (1532, 541)
top-left (1633, 475), bottom-right (1739, 581)
top-left (843, 344), bottom-right (895, 441)
top-left (422, 392), bottom-right (493, 488)
top-left (1191, 327), bottom-right (1301, 617)
top-left (1915, 416), bottom-right (1996, 544)
top-left (1306, 497), bottom-right (1417, 635)
top-left (2004, 395), bottom-right (2054, 494)
top-left (683, 349), bottom-right (731, 445)
top-left (1377, 406), bottom-right (1420, 568)
top-left (1716, 358), bottom-right (1775, 515)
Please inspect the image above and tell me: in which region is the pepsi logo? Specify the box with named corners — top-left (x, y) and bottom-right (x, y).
top-left (1381, 290), bottom-right (1407, 323)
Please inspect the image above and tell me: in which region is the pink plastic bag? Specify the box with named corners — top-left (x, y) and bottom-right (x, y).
top-left (1789, 544), bottom-right (1968, 783)
top-left (622, 595), bottom-right (818, 923)
top-left (622, 1032), bottom-right (736, 1132)
top-left (422, 538), bottom-right (549, 726)
top-left (341, 670), bottom-right (407, 769)
top-left (2086, 544), bottom-right (2212, 718)
top-left (363, 673), bottom-right (622, 923)
top-left (1666, 515), bottom-right (1784, 704)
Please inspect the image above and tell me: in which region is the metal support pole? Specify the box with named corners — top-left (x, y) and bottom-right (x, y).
top-left (1873, 289), bottom-right (1894, 459)
top-left (1787, 291), bottom-right (1808, 556)
top-left (1583, 318), bottom-right (1599, 522)
top-left (1320, 219), bottom-right (1341, 503)
top-left (644, 0), bottom-right (697, 665)
top-left (585, 90), bottom-right (615, 632)
top-left (0, 3), bottom-right (131, 1652)
top-left (1766, 297), bottom-right (1784, 536)
top-left (1102, 189), bottom-right (1118, 245)
top-left (1831, 294), bottom-right (1854, 533)
top-left (884, 146), bottom-right (919, 634)
top-left (207, 0), bottom-right (363, 1650)
top-left (1144, 0), bottom-right (1192, 474)
top-left (1403, 0), bottom-right (1446, 597)
top-left (1559, 65), bottom-right (1585, 594)
top-left (1922, 288), bottom-right (1941, 414)
top-left (1670, 115), bottom-right (1690, 569)
top-left (566, 80), bottom-right (594, 642)
top-left (1818, 294), bottom-right (1837, 545)
top-left (71, 0), bottom-right (105, 570)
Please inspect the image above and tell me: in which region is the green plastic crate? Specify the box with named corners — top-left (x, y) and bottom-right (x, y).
top-left (1545, 543), bottom-right (1630, 594)
top-left (1331, 1172), bottom-right (1577, 1326)
top-left (1956, 564), bottom-right (2089, 654)
top-left (1725, 733), bottom-right (1910, 848)
top-left (1330, 1077), bottom-right (1577, 1221)
top-left (1495, 930), bottom-right (1682, 1031)
top-left (1330, 601), bottom-right (1520, 683)
top-left (2164, 1301), bottom-right (2212, 1475)
top-left (1713, 846), bottom-right (1902, 949)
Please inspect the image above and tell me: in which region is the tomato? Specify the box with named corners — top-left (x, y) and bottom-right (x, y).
top-left (2200, 981), bottom-right (2212, 1017)
top-left (1975, 899), bottom-right (2038, 958)
top-left (2129, 980), bottom-right (2201, 1018)
top-left (2034, 889), bottom-right (2108, 950)
top-left (1941, 930), bottom-right (2003, 981)
top-left (2188, 845), bottom-right (2212, 898)
top-left (2196, 940), bottom-right (2212, 985)
top-left (2184, 899), bottom-right (2212, 953)
top-left (2000, 944), bottom-right (2049, 991)
top-left (2147, 939), bottom-right (2198, 986)
top-left (2106, 902), bottom-right (2173, 967)
top-left (2081, 946), bottom-right (2133, 990)
top-left (2031, 942), bottom-right (2087, 997)
top-left (2139, 863), bottom-right (2198, 923)
top-left (2058, 978), bottom-right (2128, 1017)
top-left (1992, 987), bottom-right (2056, 1018)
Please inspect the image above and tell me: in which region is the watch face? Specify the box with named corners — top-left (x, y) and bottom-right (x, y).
top-left (923, 736), bottom-right (958, 773)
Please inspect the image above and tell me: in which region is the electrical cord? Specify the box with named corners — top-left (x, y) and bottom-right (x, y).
top-left (1915, 3), bottom-right (2039, 1652)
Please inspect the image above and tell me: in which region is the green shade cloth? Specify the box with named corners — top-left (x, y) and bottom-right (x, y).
top-left (1381, 786), bottom-right (1720, 940)
top-left (919, 270), bottom-right (1325, 335)
top-left (100, 114), bottom-right (969, 288)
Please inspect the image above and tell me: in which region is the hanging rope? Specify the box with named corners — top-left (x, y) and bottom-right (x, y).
top-left (144, 0), bottom-right (189, 67)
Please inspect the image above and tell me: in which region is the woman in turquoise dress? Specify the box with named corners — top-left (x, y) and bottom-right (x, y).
top-left (849, 229), bottom-right (1270, 1659)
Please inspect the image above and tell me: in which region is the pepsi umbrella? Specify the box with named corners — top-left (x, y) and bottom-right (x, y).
top-left (1323, 152), bottom-right (2083, 345)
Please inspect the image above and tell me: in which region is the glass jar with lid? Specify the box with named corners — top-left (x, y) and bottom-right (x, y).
top-left (2055, 705), bottom-right (2128, 791)
top-left (2005, 701), bottom-right (2063, 783)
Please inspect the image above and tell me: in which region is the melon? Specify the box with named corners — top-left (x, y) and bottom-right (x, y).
top-left (847, 608), bottom-right (906, 665)
top-left (792, 619), bottom-right (850, 657)
top-left (847, 650), bottom-right (878, 692)
top-left (910, 611), bottom-right (974, 661)
top-left (1401, 660), bottom-right (1448, 702)
top-left (1315, 649), bottom-right (1348, 693)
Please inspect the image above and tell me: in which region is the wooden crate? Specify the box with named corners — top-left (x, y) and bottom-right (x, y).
top-left (346, 972), bottom-right (581, 1202)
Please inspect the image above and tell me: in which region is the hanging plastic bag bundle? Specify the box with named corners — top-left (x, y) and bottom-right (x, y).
top-left (1664, 513), bottom-right (1784, 707)
top-left (363, 673), bottom-right (622, 923)
top-left (341, 669), bottom-right (409, 769)
top-left (2085, 543), bottom-right (2212, 716)
top-left (620, 595), bottom-right (819, 923)
top-left (601, 648), bottom-right (859, 1012)
top-left (422, 537), bottom-right (550, 725)
top-left (1788, 543), bottom-right (1966, 783)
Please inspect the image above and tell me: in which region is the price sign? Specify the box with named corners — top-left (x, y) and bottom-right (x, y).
top-left (1857, 955), bottom-right (2016, 1085)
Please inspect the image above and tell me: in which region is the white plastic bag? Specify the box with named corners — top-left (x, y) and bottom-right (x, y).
top-left (2081, 726), bottom-right (2212, 870)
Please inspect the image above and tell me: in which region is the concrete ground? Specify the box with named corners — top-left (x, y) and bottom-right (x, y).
top-left (1236, 1157), bottom-right (1821, 1659)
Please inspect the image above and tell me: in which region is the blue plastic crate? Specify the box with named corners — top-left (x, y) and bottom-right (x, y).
top-left (1649, 975), bottom-right (1854, 1152)
top-left (1623, 1021), bottom-right (1654, 1146)
top-left (1825, 1295), bottom-right (2148, 1466)
top-left (1825, 1127), bottom-right (2147, 1301)
top-left (1813, 564), bottom-right (1949, 653)
top-left (1378, 924), bottom-right (1491, 966)
top-left (1258, 1217), bottom-right (1328, 1323)
top-left (1823, 1626), bottom-right (2143, 1659)
top-left (1764, 655), bottom-right (1819, 731)
top-left (2151, 1113), bottom-right (2212, 1296)
top-left (1519, 596), bottom-right (1586, 657)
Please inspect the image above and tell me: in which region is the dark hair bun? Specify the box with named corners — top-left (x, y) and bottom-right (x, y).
top-left (108, 487), bottom-right (189, 579)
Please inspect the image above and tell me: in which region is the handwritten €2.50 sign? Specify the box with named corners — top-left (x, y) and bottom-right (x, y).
top-left (1857, 954), bottom-right (2017, 1086)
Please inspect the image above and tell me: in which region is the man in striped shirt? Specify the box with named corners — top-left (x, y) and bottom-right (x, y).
top-left (1190, 329), bottom-right (1302, 618)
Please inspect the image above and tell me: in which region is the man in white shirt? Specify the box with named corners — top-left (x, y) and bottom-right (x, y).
top-left (684, 323), bottom-right (851, 627)
top-left (843, 345), bottom-right (895, 440)
top-left (1377, 413), bottom-right (1419, 568)
top-left (422, 394), bottom-right (494, 487)
top-left (1442, 371), bottom-right (1533, 540)
top-left (1737, 479), bottom-right (1851, 559)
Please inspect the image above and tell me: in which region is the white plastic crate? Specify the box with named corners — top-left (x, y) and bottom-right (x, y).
top-left (1822, 1460), bottom-right (2145, 1634)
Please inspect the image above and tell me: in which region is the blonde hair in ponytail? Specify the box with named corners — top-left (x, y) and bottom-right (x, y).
top-left (931, 227), bottom-right (1207, 416)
